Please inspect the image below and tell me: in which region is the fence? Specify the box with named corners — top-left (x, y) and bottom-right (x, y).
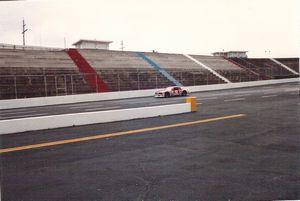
top-left (0, 69), bottom-right (267, 100)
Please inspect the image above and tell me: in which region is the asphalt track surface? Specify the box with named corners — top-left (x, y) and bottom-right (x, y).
top-left (0, 82), bottom-right (299, 120)
top-left (0, 82), bottom-right (299, 200)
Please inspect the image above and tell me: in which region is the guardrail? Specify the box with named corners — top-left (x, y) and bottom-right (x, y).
top-left (0, 100), bottom-right (196, 135)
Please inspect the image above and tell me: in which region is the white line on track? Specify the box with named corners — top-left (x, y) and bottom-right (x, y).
top-left (70, 104), bottom-right (104, 109)
top-left (4, 113), bottom-right (49, 119)
top-left (112, 99), bottom-right (154, 104)
top-left (261, 95), bottom-right (278, 98)
top-left (197, 97), bottom-right (218, 100)
top-left (0, 110), bottom-right (38, 115)
top-left (69, 102), bottom-right (97, 106)
top-left (127, 100), bottom-right (154, 104)
top-left (0, 108), bottom-right (33, 112)
top-left (284, 89), bottom-right (299, 92)
top-left (263, 91), bottom-right (279, 95)
top-left (148, 101), bottom-right (179, 106)
top-left (52, 104), bottom-right (86, 108)
top-left (234, 94), bottom-right (251, 97)
top-left (128, 98), bottom-right (186, 104)
top-left (83, 106), bottom-right (122, 111)
top-left (44, 103), bottom-right (101, 109)
top-left (233, 91), bottom-right (257, 95)
top-left (224, 98), bottom-right (245, 102)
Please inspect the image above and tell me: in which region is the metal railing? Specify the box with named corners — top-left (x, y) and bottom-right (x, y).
top-left (0, 43), bottom-right (63, 51)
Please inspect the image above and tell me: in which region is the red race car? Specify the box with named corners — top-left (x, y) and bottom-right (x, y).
top-left (155, 86), bottom-right (189, 98)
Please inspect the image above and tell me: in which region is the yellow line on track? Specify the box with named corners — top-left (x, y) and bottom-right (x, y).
top-left (0, 114), bottom-right (245, 153)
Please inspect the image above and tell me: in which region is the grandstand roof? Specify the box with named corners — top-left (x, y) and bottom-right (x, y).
top-left (72, 39), bottom-right (112, 46)
top-left (212, 51), bottom-right (248, 54)
top-left (212, 51), bottom-right (248, 58)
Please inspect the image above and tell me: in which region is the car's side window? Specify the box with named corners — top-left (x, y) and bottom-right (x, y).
top-left (173, 87), bottom-right (179, 95)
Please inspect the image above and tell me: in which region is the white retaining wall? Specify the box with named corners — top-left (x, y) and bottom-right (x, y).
top-left (0, 89), bottom-right (158, 110)
top-left (188, 78), bottom-right (299, 93)
top-left (1, 78), bottom-right (298, 110)
top-left (0, 103), bottom-right (190, 135)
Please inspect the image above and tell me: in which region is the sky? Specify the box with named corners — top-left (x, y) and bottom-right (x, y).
top-left (0, 0), bottom-right (299, 58)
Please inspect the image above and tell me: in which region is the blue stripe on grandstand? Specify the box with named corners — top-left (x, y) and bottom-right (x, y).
top-left (136, 52), bottom-right (183, 86)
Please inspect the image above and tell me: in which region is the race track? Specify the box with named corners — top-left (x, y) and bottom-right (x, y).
top-left (1, 82), bottom-right (299, 200)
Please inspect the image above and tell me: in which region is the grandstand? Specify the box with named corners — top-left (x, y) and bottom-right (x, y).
top-left (0, 45), bottom-right (298, 99)
top-left (229, 57), bottom-right (299, 79)
top-left (0, 48), bottom-right (94, 99)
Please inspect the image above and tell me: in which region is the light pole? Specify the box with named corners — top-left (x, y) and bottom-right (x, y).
top-left (22, 18), bottom-right (28, 46)
top-left (264, 50), bottom-right (271, 57)
top-left (120, 40), bottom-right (125, 51)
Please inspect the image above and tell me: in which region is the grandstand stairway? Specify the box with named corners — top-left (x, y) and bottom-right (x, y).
top-left (224, 57), bottom-right (267, 80)
top-left (184, 54), bottom-right (231, 83)
top-left (269, 58), bottom-right (299, 75)
top-left (275, 58), bottom-right (299, 73)
top-left (66, 49), bottom-right (110, 92)
top-left (230, 58), bottom-right (297, 79)
top-left (136, 52), bottom-right (183, 86)
top-left (229, 57), bottom-right (272, 79)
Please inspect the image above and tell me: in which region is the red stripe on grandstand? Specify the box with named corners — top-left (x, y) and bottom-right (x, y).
top-left (67, 49), bottom-right (110, 92)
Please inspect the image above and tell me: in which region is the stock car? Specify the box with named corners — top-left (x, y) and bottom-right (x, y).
top-left (154, 86), bottom-right (189, 98)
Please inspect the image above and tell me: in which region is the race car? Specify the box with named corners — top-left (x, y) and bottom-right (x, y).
top-left (154, 86), bottom-right (189, 98)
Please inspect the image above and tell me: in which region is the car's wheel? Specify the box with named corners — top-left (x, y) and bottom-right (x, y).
top-left (182, 90), bottom-right (187, 96)
top-left (165, 92), bottom-right (170, 98)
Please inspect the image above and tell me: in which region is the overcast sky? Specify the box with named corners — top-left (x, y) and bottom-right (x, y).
top-left (0, 0), bottom-right (299, 57)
